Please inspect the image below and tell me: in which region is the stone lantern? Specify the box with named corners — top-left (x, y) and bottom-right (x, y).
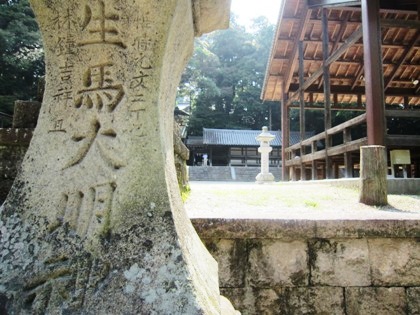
top-left (256, 126), bottom-right (275, 183)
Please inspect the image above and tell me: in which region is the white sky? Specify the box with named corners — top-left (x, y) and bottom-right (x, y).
top-left (230, 0), bottom-right (282, 27)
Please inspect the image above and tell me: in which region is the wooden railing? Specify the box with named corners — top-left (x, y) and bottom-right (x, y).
top-left (285, 113), bottom-right (367, 167)
top-left (385, 110), bottom-right (420, 146)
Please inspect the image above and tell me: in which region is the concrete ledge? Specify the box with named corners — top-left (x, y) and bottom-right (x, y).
top-left (388, 178), bottom-right (420, 194)
top-left (284, 178), bottom-right (420, 195)
top-left (192, 218), bottom-right (420, 239)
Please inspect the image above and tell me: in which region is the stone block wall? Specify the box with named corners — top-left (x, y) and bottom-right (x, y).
top-left (0, 128), bottom-right (34, 203)
top-left (193, 219), bottom-right (420, 314)
top-left (0, 101), bottom-right (39, 203)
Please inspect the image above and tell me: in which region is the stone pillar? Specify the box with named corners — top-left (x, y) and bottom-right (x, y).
top-left (12, 100), bottom-right (41, 128)
top-left (256, 126), bottom-right (275, 183)
top-left (0, 1), bottom-right (235, 314)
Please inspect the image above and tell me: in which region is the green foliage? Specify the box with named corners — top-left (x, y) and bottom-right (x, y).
top-left (179, 16), bottom-right (279, 135)
top-left (0, 0), bottom-right (44, 117)
top-left (180, 184), bottom-right (191, 203)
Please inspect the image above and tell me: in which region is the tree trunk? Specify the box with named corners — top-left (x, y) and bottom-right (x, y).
top-left (359, 145), bottom-right (388, 205)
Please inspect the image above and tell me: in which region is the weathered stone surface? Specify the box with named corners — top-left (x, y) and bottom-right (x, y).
top-left (192, 0), bottom-right (230, 36)
top-left (407, 287), bottom-right (420, 314)
top-left (369, 238), bottom-right (420, 286)
top-left (255, 287), bottom-right (345, 315)
top-left (0, 0), bottom-right (232, 314)
top-left (194, 217), bottom-right (420, 314)
top-left (310, 238), bottom-right (371, 286)
top-left (346, 287), bottom-right (407, 315)
top-left (255, 289), bottom-right (281, 315)
top-left (249, 240), bottom-right (308, 287)
top-left (204, 238), bottom-right (247, 288)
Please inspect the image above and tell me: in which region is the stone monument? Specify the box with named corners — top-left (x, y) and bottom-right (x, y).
top-left (256, 126), bottom-right (275, 183)
top-left (0, 0), bottom-right (237, 314)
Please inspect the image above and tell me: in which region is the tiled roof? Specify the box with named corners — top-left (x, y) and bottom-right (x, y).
top-left (202, 128), bottom-right (314, 146)
top-left (186, 136), bottom-right (203, 146)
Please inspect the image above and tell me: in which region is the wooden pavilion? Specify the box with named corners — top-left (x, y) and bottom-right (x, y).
top-left (262, 0), bottom-right (420, 181)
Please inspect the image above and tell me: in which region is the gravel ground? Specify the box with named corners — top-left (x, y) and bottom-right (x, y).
top-left (184, 181), bottom-right (420, 220)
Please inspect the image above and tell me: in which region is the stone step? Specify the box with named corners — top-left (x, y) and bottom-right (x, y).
top-left (188, 166), bottom-right (282, 182)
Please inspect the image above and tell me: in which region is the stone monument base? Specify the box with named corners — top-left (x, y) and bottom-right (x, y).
top-left (256, 172), bottom-right (275, 184)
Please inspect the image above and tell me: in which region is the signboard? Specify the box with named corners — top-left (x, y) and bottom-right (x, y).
top-left (390, 150), bottom-right (411, 165)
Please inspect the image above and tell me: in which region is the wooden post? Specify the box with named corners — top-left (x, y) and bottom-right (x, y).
top-left (359, 145), bottom-right (388, 205)
top-left (311, 141), bottom-right (317, 180)
top-left (281, 86), bottom-right (290, 181)
top-left (343, 128), bottom-right (353, 177)
top-left (361, 0), bottom-right (386, 145)
top-left (298, 40), bottom-right (306, 180)
top-left (322, 8), bottom-right (332, 179)
top-left (360, 0), bottom-right (388, 206)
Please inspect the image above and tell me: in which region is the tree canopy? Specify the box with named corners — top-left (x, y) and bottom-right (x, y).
top-left (178, 16), bottom-right (280, 136)
top-left (0, 0), bottom-right (44, 120)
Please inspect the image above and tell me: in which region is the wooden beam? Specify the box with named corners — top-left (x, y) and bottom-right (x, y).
top-left (286, 27), bottom-right (363, 106)
top-left (288, 83), bottom-right (420, 97)
top-left (331, 12), bottom-right (351, 53)
top-left (384, 30), bottom-right (420, 90)
top-left (385, 109), bottom-right (420, 118)
top-left (275, 37), bottom-right (420, 50)
top-left (327, 113), bottom-right (367, 135)
top-left (307, 0), bottom-right (360, 8)
top-left (310, 138), bottom-right (367, 161)
top-left (351, 64), bottom-right (364, 91)
top-left (289, 104), bottom-right (366, 111)
top-left (283, 5), bottom-right (311, 93)
top-left (380, 18), bottom-right (420, 29)
top-left (386, 135), bottom-right (420, 146)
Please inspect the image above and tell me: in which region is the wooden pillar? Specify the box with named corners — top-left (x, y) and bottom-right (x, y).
top-left (298, 40), bottom-right (306, 180)
top-left (343, 128), bottom-right (353, 177)
top-left (334, 162), bottom-right (339, 179)
top-left (281, 86), bottom-right (290, 181)
top-left (404, 96), bottom-right (409, 108)
top-left (360, 0), bottom-right (388, 205)
top-left (361, 0), bottom-right (386, 145)
top-left (359, 146), bottom-right (387, 205)
top-left (245, 147), bottom-right (248, 167)
top-left (322, 8), bottom-right (332, 179)
top-left (311, 141), bottom-right (317, 180)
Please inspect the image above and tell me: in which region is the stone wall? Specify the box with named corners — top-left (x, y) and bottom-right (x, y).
top-left (193, 219), bottom-right (420, 314)
top-left (0, 101), bottom-right (39, 203)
